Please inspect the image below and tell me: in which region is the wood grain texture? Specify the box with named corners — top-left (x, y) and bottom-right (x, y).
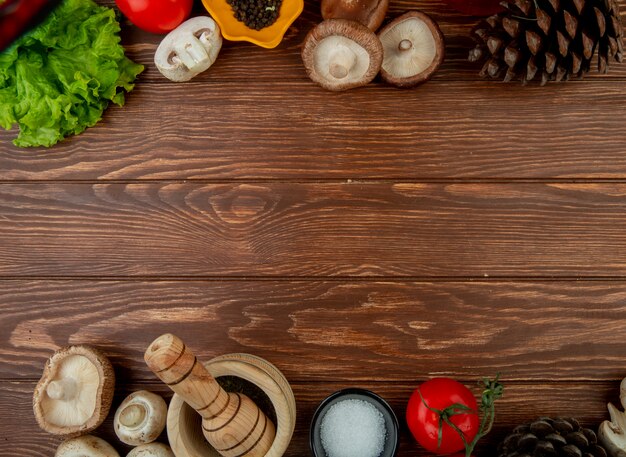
top-left (3, 81), bottom-right (626, 180)
top-left (2, 0), bottom-right (626, 180)
top-left (3, 280), bottom-right (626, 381)
top-left (1, 183), bottom-right (626, 277)
top-left (1, 380), bottom-right (622, 456)
top-left (2, 1), bottom-right (626, 456)
top-left (109, 0), bottom-right (626, 84)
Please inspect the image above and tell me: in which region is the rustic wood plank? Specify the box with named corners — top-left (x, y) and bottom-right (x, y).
top-left (1, 183), bottom-right (626, 277)
top-left (109, 0), bottom-right (626, 84)
top-left (3, 5), bottom-right (624, 457)
top-left (2, 80), bottom-right (626, 180)
top-left (1, 380), bottom-right (620, 456)
top-left (3, 280), bottom-right (626, 381)
top-left (6, 79), bottom-right (626, 180)
top-left (3, 2), bottom-right (626, 180)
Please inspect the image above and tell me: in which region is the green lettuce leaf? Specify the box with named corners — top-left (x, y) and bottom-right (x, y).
top-left (0, 0), bottom-right (143, 147)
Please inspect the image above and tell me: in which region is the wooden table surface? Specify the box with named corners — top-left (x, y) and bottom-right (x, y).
top-left (3, 1), bottom-right (626, 455)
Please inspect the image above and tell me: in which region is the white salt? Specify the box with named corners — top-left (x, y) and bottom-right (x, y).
top-left (319, 398), bottom-right (387, 457)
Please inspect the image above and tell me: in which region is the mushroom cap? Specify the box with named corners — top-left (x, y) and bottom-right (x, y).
top-left (127, 443), bottom-right (175, 457)
top-left (33, 345), bottom-right (115, 437)
top-left (114, 391), bottom-right (168, 446)
top-left (302, 19), bottom-right (383, 91)
top-left (321, 0), bottom-right (389, 31)
top-left (55, 435), bottom-right (120, 457)
top-left (377, 11), bottom-right (445, 87)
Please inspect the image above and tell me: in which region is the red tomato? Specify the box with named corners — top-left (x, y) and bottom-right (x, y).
top-left (406, 378), bottom-right (479, 455)
top-left (115, 0), bottom-right (192, 34)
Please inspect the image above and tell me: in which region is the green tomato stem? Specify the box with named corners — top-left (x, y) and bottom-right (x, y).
top-left (463, 375), bottom-right (504, 457)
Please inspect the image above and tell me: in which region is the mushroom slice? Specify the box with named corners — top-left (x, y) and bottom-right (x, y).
top-left (377, 11), bottom-right (445, 87)
top-left (302, 19), bottom-right (383, 91)
top-left (321, 0), bottom-right (389, 31)
top-left (155, 16), bottom-right (222, 82)
top-left (33, 345), bottom-right (115, 437)
top-left (599, 377), bottom-right (626, 457)
top-left (127, 443), bottom-right (175, 457)
top-left (55, 435), bottom-right (120, 457)
top-left (114, 391), bottom-right (168, 446)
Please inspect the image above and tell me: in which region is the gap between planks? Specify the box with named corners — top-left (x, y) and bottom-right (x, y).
top-left (93, 78), bottom-right (626, 85)
top-left (7, 178), bottom-right (626, 184)
top-left (4, 276), bottom-right (626, 281)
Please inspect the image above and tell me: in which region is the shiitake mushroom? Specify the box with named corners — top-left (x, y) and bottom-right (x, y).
top-left (33, 345), bottom-right (115, 437)
top-left (302, 19), bottom-right (383, 91)
top-left (377, 11), bottom-right (445, 88)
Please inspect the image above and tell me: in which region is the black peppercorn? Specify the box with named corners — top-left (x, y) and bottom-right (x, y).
top-left (226, 0), bottom-right (282, 30)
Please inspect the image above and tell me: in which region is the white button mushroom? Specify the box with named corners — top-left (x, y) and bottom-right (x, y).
top-left (127, 443), bottom-right (175, 457)
top-left (155, 16), bottom-right (222, 82)
top-left (302, 19), bottom-right (383, 91)
top-left (55, 435), bottom-right (120, 457)
top-left (599, 377), bottom-right (626, 457)
top-left (114, 391), bottom-right (168, 446)
top-left (33, 345), bottom-right (115, 437)
top-left (377, 11), bottom-right (445, 88)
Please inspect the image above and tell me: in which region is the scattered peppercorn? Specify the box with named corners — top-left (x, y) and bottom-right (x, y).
top-left (226, 0), bottom-right (282, 31)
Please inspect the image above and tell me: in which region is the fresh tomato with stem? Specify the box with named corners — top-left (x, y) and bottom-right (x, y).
top-left (406, 376), bottom-right (504, 456)
top-left (406, 378), bottom-right (479, 454)
top-left (115, 0), bottom-right (192, 34)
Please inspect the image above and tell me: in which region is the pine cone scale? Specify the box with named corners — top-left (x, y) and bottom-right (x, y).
top-left (539, 9), bottom-right (553, 34)
top-left (574, 0), bottom-right (585, 14)
top-left (527, 30), bottom-right (543, 54)
top-left (558, 31), bottom-right (570, 56)
top-left (504, 17), bottom-right (523, 36)
top-left (564, 11), bottom-right (577, 39)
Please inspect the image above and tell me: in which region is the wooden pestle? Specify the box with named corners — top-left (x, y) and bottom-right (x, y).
top-left (145, 334), bottom-right (276, 457)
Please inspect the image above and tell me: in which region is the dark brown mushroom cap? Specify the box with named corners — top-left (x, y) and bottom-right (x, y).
top-left (302, 19), bottom-right (384, 91)
top-left (33, 345), bottom-right (115, 437)
top-left (321, 0), bottom-right (389, 31)
top-left (378, 11), bottom-right (445, 88)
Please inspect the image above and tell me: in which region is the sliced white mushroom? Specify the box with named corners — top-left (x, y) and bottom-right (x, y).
top-left (55, 435), bottom-right (120, 457)
top-left (377, 11), bottom-right (445, 87)
top-left (114, 391), bottom-right (168, 446)
top-left (126, 443), bottom-right (175, 457)
top-left (599, 378), bottom-right (626, 457)
top-left (155, 16), bottom-right (222, 82)
top-left (302, 19), bottom-right (383, 91)
top-left (33, 345), bottom-right (115, 437)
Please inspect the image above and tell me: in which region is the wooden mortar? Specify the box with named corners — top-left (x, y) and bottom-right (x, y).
top-left (167, 353), bottom-right (296, 457)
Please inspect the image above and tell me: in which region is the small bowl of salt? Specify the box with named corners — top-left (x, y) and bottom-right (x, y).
top-left (310, 388), bottom-right (399, 457)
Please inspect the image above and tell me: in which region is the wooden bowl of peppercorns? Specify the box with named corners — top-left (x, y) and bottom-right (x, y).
top-left (201, 0), bottom-right (303, 48)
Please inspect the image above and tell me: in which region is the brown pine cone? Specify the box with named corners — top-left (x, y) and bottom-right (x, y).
top-left (469, 0), bottom-right (624, 84)
top-left (498, 417), bottom-right (608, 457)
